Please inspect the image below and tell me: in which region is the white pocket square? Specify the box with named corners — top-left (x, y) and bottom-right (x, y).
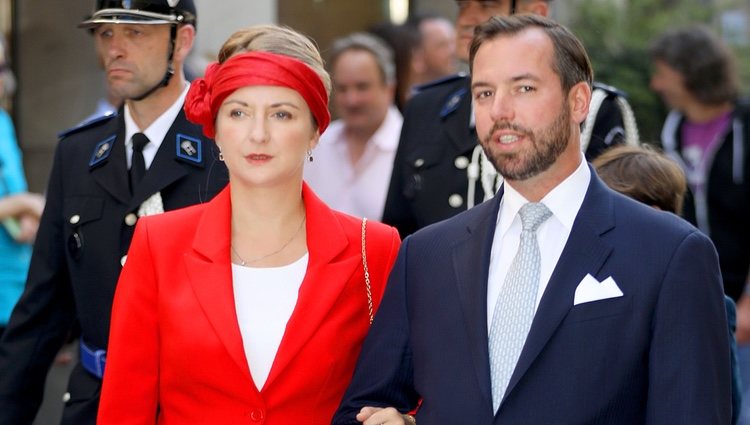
top-left (573, 274), bottom-right (624, 306)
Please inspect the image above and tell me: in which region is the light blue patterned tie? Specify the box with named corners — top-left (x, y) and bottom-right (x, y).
top-left (489, 202), bottom-right (552, 412)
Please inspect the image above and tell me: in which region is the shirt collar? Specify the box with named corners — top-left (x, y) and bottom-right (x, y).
top-left (124, 84), bottom-right (189, 148)
top-left (498, 153), bottom-right (589, 233)
top-left (540, 155), bottom-right (590, 230)
top-left (369, 106), bottom-right (403, 151)
top-left (327, 105), bottom-right (403, 152)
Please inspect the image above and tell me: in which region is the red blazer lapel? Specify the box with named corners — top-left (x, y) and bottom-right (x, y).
top-left (183, 187), bottom-right (254, 381)
top-left (265, 184), bottom-right (359, 388)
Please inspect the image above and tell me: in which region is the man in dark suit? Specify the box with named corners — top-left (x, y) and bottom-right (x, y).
top-left (382, 0), bottom-right (638, 238)
top-left (0, 1), bottom-right (228, 424)
top-left (334, 15), bottom-right (729, 425)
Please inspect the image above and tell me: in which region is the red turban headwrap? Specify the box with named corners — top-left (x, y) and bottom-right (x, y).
top-left (184, 51), bottom-right (330, 139)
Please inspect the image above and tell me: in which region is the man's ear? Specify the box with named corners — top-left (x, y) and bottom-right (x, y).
top-left (173, 24), bottom-right (196, 63)
top-left (568, 81), bottom-right (591, 125)
top-left (526, 1), bottom-right (550, 17)
top-left (411, 49), bottom-right (426, 75)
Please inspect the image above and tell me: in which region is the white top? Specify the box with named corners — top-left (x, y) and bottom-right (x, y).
top-left (123, 84), bottom-right (190, 170)
top-left (487, 156), bottom-right (590, 329)
top-left (232, 253), bottom-right (309, 390)
top-left (304, 106), bottom-right (403, 220)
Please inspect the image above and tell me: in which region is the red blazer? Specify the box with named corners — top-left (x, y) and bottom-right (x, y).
top-left (97, 184), bottom-right (401, 424)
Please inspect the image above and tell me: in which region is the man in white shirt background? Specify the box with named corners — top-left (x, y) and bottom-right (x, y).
top-left (304, 32), bottom-right (402, 220)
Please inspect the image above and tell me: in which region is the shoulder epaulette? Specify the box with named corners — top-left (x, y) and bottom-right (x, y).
top-left (592, 81), bottom-right (627, 99)
top-left (414, 73), bottom-right (469, 94)
top-left (58, 111), bottom-right (117, 139)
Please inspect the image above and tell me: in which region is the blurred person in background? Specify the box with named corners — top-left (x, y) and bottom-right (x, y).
top-left (0, 1), bottom-right (228, 424)
top-left (0, 36), bottom-right (44, 338)
top-left (382, 0), bottom-right (639, 238)
top-left (304, 32), bottom-right (402, 220)
top-left (367, 22), bottom-right (419, 112)
top-left (650, 24), bottom-right (749, 425)
top-left (406, 13), bottom-right (457, 88)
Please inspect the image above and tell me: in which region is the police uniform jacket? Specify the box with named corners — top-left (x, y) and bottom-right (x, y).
top-left (0, 109), bottom-right (228, 425)
top-left (382, 75), bottom-right (627, 237)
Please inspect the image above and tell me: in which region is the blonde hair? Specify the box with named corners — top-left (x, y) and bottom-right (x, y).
top-left (218, 25), bottom-right (331, 101)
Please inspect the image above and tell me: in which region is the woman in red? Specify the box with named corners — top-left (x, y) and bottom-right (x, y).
top-left (97, 25), bottom-right (400, 424)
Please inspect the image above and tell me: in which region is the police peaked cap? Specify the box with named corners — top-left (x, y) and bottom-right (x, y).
top-left (79, 0), bottom-right (197, 29)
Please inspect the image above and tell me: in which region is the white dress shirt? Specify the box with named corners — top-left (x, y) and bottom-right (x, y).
top-left (303, 106), bottom-right (403, 220)
top-left (487, 156), bottom-right (590, 330)
top-left (123, 84), bottom-right (189, 170)
top-left (232, 253), bottom-right (309, 390)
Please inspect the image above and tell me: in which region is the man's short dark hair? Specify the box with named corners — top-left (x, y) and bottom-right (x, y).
top-left (469, 14), bottom-right (593, 93)
top-left (649, 25), bottom-right (739, 105)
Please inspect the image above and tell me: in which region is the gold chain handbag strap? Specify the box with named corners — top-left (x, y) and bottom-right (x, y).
top-left (361, 218), bottom-right (374, 324)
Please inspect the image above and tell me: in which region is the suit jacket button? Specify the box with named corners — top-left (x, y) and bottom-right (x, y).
top-left (124, 213), bottom-right (138, 226)
top-left (249, 408), bottom-right (264, 422)
top-left (120, 255), bottom-right (127, 267)
top-left (454, 156), bottom-right (469, 169)
top-left (62, 392), bottom-right (71, 403)
top-left (69, 215), bottom-right (81, 225)
top-left (413, 158), bottom-right (425, 168)
top-left (448, 194), bottom-right (464, 208)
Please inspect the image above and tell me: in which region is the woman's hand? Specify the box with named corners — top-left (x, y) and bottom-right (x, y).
top-left (356, 406), bottom-right (415, 425)
top-left (0, 192), bottom-right (45, 220)
top-left (15, 214), bottom-right (41, 243)
top-left (0, 192), bottom-right (45, 243)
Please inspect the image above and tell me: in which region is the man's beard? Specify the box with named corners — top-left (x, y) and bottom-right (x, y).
top-left (479, 102), bottom-right (571, 181)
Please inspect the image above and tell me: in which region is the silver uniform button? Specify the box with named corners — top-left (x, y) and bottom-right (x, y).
top-left (413, 158), bottom-right (425, 168)
top-left (69, 215), bottom-right (81, 225)
top-left (120, 255), bottom-right (127, 267)
top-left (448, 194), bottom-right (464, 208)
top-left (62, 392), bottom-right (71, 403)
top-left (124, 213), bottom-right (137, 227)
top-left (454, 156), bottom-right (469, 169)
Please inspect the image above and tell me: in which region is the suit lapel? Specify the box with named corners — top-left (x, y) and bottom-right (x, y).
top-left (89, 116), bottom-right (130, 204)
top-left (264, 184), bottom-right (358, 389)
top-left (182, 187), bottom-right (252, 380)
top-left (501, 171), bottom-right (615, 405)
top-left (452, 189), bottom-right (503, 410)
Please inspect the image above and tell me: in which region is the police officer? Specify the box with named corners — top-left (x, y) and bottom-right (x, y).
top-left (382, 0), bottom-right (639, 237)
top-left (0, 1), bottom-right (228, 424)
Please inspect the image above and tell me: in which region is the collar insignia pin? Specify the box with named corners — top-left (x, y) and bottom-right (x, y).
top-left (175, 133), bottom-right (202, 164)
top-left (89, 135), bottom-right (116, 168)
